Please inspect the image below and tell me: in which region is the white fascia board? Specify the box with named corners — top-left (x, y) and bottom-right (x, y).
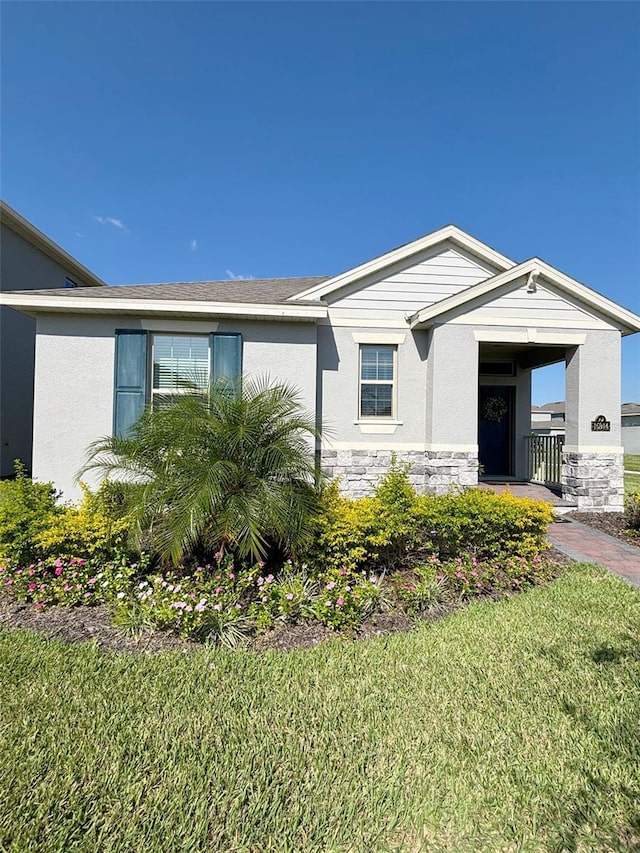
top-left (288, 225), bottom-right (516, 302)
top-left (0, 292), bottom-right (328, 322)
top-left (409, 258), bottom-right (640, 334)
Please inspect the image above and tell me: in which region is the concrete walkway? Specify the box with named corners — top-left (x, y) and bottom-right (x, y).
top-left (548, 518), bottom-right (640, 588)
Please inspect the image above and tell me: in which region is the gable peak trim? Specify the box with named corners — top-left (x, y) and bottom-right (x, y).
top-left (287, 225), bottom-right (516, 302)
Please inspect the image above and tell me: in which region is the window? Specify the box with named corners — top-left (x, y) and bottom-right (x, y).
top-left (151, 334), bottom-right (209, 407)
top-left (65, 278), bottom-right (78, 288)
top-left (113, 329), bottom-right (242, 436)
top-left (359, 345), bottom-right (396, 418)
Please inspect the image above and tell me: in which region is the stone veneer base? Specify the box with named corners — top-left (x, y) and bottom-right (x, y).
top-left (320, 449), bottom-right (479, 499)
top-left (561, 451), bottom-right (624, 512)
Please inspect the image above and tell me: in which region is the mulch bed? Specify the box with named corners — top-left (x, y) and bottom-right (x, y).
top-left (0, 548), bottom-right (570, 655)
top-left (566, 512), bottom-right (640, 549)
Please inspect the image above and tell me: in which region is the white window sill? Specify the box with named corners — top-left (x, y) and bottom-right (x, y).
top-left (354, 419), bottom-right (403, 426)
top-left (354, 419), bottom-right (403, 435)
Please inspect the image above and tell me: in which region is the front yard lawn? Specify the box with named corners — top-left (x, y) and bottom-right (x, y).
top-left (1, 563), bottom-right (639, 853)
top-left (624, 453), bottom-right (640, 473)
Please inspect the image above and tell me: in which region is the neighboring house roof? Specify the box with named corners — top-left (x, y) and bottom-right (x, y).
top-left (540, 401), bottom-right (566, 414)
top-left (0, 276), bottom-right (330, 321)
top-left (288, 224), bottom-right (516, 301)
top-left (408, 258), bottom-right (640, 335)
top-left (622, 402), bottom-right (640, 416)
top-left (0, 200), bottom-right (106, 288)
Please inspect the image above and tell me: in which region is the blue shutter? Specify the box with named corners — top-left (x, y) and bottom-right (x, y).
top-left (114, 330), bottom-right (148, 436)
top-left (210, 333), bottom-right (242, 388)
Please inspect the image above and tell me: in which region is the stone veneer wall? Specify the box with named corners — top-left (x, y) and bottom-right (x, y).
top-left (561, 452), bottom-right (624, 512)
top-left (320, 449), bottom-right (479, 499)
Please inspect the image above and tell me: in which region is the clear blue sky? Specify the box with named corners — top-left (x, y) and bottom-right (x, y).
top-left (2, 1), bottom-right (639, 404)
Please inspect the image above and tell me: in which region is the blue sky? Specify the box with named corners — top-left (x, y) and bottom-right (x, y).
top-left (2, 1), bottom-right (639, 403)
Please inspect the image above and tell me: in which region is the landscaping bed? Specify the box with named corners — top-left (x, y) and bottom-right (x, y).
top-left (567, 511), bottom-right (640, 548)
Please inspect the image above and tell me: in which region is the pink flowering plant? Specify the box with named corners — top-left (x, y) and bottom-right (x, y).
top-left (249, 563), bottom-right (317, 630)
top-left (0, 553), bottom-right (144, 609)
top-left (113, 554), bottom-right (261, 644)
top-left (312, 567), bottom-right (384, 631)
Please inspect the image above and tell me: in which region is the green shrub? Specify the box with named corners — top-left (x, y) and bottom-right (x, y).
top-left (0, 461), bottom-right (60, 565)
top-left (307, 465), bottom-right (553, 577)
top-left (33, 483), bottom-right (133, 564)
top-left (624, 492), bottom-right (640, 532)
top-left (414, 489), bottom-right (554, 560)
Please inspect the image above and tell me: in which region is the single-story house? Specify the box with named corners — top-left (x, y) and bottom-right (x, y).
top-left (1, 225), bottom-right (639, 511)
top-left (0, 201), bottom-right (105, 477)
top-left (622, 403), bottom-right (640, 455)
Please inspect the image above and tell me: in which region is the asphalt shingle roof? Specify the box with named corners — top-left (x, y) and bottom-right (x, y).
top-left (17, 277), bottom-right (330, 305)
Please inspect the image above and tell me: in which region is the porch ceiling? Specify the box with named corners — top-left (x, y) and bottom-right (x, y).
top-left (479, 342), bottom-right (566, 371)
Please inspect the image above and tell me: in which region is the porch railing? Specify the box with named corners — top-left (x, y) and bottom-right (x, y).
top-left (527, 434), bottom-right (564, 487)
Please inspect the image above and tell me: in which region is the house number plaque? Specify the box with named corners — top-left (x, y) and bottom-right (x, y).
top-left (591, 415), bottom-right (611, 432)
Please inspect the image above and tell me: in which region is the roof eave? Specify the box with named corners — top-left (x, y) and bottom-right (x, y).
top-left (0, 201), bottom-right (107, 288)
top-left (0, 292), bottom-right (328, 322)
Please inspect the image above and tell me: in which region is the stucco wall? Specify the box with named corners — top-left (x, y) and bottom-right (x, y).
top-left (0, 224), bottom-right (98, 476)
top-left (564, 329), bottom-right (622, 449)
top-left (317, 324), bottom-right (429, 448)
top-left (32, 314), bottom-right (317, 501)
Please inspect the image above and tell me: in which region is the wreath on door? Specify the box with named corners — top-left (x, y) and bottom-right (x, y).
top-left (483, 395), bottom-right (508, 423)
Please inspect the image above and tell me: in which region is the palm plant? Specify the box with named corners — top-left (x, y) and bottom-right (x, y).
top-left (80, 377), bottom-right (322, 566)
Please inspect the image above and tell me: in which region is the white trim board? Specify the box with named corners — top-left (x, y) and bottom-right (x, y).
top-left (0, 292), bottom-right (328, 322)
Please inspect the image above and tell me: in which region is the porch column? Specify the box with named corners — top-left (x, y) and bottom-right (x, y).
top-left (563, 330), bottom-right (624, 511)
top-left (424, 324), bottom-right (479, 493)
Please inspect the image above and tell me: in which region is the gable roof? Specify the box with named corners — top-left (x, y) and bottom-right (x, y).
top-left (288, 225), bottom-right (516, 301)
top-left (408, 258), bottom-right (640, 335)
top-left (0, 200), bottom-right (106, 288)
top-left (622, 402), bottom-right (640, 416)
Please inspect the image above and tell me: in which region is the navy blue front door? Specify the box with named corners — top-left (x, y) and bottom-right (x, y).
top-left (478, 386), bottom-right (514, 477)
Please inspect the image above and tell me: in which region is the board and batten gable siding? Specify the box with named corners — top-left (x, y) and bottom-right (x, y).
top-left (324, 243), bottom-right (500, 324)
top-left (32, 314), bottom-right (318, 501)
top-left (448, 278), bottom-right (616, 330)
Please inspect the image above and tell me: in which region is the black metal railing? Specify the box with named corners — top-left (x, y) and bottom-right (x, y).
top-left (527, 434), bottom-right (564, 486)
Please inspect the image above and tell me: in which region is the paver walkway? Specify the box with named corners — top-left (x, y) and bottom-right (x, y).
top-left (548, 518), bottom-right (640, 588)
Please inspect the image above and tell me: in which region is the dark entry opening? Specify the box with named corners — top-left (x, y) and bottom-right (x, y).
top-left (478, 385), bottom-right (515, 477)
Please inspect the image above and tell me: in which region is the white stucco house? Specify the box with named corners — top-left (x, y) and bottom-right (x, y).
top-left (1, 225), bottom-right (639, 511)
top-left (0, 201), bottom-right (105, 477)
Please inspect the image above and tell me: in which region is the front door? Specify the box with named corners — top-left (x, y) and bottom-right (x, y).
top-left (478, 385), bottom-right (514, 477)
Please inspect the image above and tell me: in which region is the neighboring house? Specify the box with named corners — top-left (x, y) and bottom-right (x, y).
top-left (0, 201), bottom-right (105, 477)
top-left (530, 404), bottom-right (565, 436)
top-left (622, 403), bottom-right (640, 455)
top-left (2, 224), bottom-right (640, 511)
top-left (531, 402), bottom-right (640, 455)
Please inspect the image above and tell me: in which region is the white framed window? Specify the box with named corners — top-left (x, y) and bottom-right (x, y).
top-left (151, 334), bottom-right (210, 408)
top-left (359, 344), bottom-right (396, 418)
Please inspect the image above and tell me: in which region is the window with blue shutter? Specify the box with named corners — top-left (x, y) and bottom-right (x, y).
top-left (113, 331), bottom-right (243, 434)
top-left (210, 333), bottom-right (242, 387)
top-left (113, 330), bottom-right (148, 436)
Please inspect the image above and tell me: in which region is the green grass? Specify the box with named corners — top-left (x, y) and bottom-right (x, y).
top-left (625, 472), bottom-right (640, 495)
top-left (624, 454), bottom-right (640, 473)
top-left (1, 565), bottom-right (639, 853)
